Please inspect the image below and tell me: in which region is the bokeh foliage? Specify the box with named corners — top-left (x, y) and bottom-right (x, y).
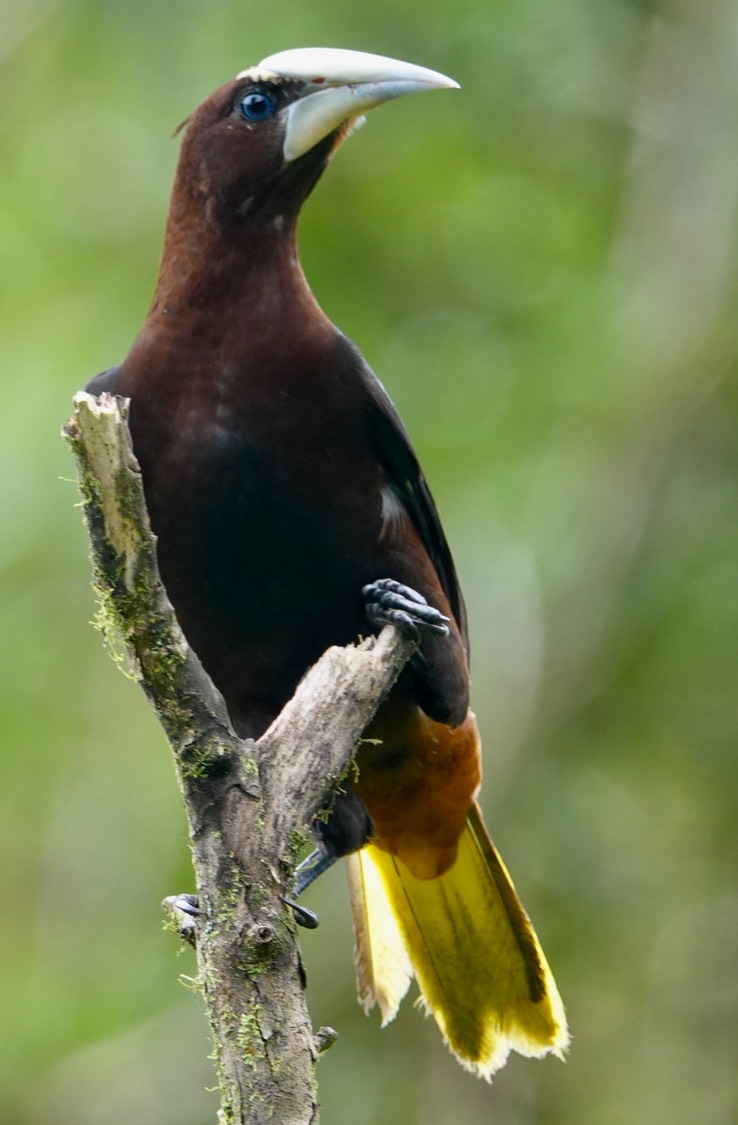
top-left (1, 0), bottom-right (737, 1122)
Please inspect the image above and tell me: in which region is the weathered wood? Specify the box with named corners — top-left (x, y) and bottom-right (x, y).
top-left (64, 392), bottom-right (416, 1125)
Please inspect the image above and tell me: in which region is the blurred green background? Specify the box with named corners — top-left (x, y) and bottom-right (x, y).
top-left (2, 0), bottom-right (737, 1122)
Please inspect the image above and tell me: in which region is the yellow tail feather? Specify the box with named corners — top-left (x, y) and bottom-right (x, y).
top-left (347, 802), bottom-right (568, 1079)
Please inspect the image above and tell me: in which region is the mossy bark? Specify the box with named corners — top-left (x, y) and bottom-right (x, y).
top-left (64, 392), bottom-right (416, 1125)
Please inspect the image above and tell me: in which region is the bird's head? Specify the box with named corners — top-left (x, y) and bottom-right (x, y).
top-left (174, 48), bottom-right (458, 229)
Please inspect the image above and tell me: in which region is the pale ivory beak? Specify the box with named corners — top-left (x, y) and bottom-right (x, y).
top-left (250, 47), bottom-right (459, 162)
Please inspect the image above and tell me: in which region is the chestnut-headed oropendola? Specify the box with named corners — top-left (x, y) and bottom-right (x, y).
top-left (86, 47), bottom-right (568, 1077)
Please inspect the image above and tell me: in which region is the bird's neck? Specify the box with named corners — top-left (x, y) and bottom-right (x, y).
top-left (150, 194), bottom-right (322, 326)
top-left (122, 186), bottom-right (336, 393)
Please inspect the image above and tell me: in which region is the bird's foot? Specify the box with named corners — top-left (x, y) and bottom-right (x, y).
top-left (363, 578), bottom-right (449, 642)
top-left (163, 893), bottom-right (206, 945)
top-left (283, 849), bottom-right (339, 929)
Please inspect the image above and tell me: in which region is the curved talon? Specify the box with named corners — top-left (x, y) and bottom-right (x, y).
top-left (283, 897), bottom-right (321, 929)
top-left (363, 578), bottom-right (450, 638)
top-left (284, 847), bottom-right (341, 929)
top-left (163, 893), bottom-right (206, 946)
top-left (169, 893), bottom-right (206, 918)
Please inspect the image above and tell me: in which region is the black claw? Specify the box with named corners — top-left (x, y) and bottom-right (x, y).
top-left (170, 893), bottom-right (206, 917)
top-left (363, 578), bottom-right (450, 639)
top-left (163, 893), bottom-right (207, 945)
top-left (283, 897), bottom-right (321, 929)
top-left (284, 848), bottom-right (340, 929)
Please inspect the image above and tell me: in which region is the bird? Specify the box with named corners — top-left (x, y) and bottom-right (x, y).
top-left (85, 47), bottom-right (568, 1078)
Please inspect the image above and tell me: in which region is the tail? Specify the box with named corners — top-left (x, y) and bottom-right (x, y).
top-left (346, 801), bottom-right (568, 1078)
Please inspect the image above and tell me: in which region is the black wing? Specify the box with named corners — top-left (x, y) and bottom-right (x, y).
top-left (351, 344), bottom-right (469, 655)
top-left (84, 365), bottom-right (124, 396)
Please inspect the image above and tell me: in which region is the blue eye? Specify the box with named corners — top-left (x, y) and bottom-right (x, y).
top-left (240, 91), bottom-right (274, 122)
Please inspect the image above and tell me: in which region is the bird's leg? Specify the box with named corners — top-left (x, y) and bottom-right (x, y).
top-left (363, 578), bottom-right (450, 641)
top-left (283, 850), bottom-right (336, 929)
top-left (294, 848), bottom-right (338, 896)
top-left (286, 787), bottom-right (374, 927)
